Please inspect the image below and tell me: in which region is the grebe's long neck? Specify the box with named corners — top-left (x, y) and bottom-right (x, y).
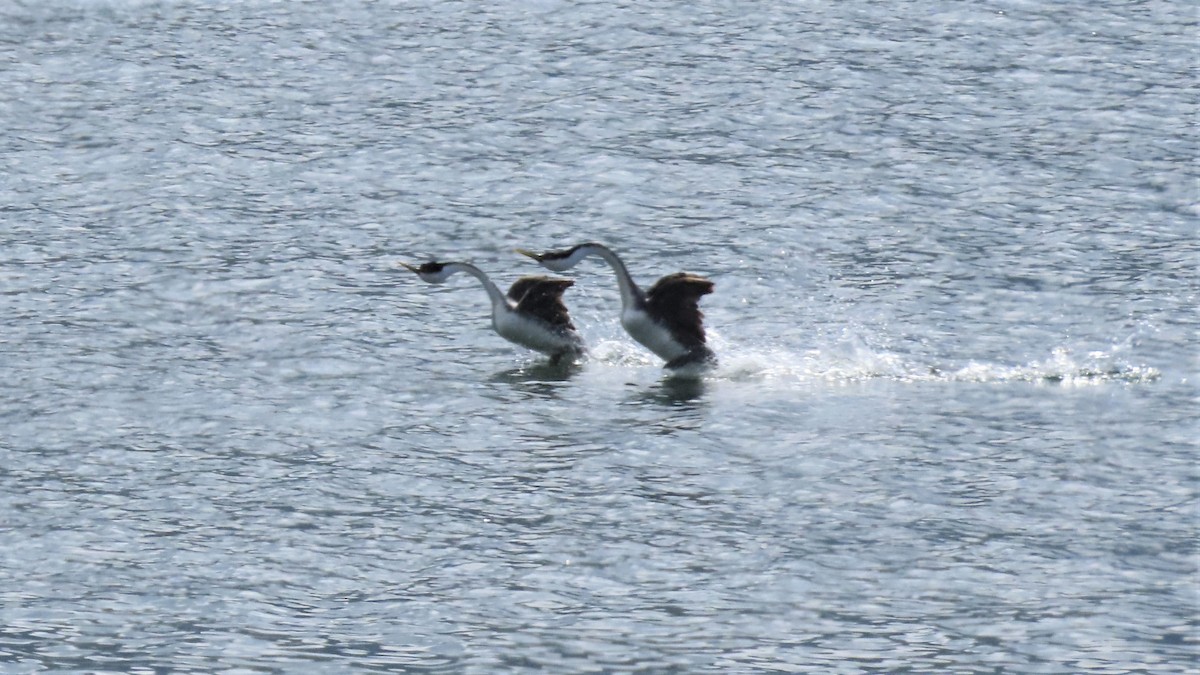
top-left (576, 243), bottom-right (643, 310)
top-left (443, 263), bottom-right (511, 314)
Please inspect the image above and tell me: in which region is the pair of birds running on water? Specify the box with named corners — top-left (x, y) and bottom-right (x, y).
top-left (402, 243), bottom-right (716, 370)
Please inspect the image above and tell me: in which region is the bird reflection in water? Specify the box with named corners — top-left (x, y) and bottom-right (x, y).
top-left (490, 360), bottom-right (582, 400)
top-left (626, 374), bottom-right (709, 436)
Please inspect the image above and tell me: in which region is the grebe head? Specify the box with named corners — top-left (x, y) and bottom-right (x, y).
top-left (401, 261), bottom-right (456, 284)
top-left (515, 244), bottom-right (591, 272)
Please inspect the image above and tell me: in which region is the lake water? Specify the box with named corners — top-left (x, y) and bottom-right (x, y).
top-left (2, 0), bottom-right (1197, 672)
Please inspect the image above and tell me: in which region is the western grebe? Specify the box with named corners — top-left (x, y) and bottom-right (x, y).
top-left (402, 261), bottom-right (585, 364)
top-left (515, 243), bottom-right (715, 368)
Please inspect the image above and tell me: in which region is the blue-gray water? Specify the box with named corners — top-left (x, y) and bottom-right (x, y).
top-left (2, 1), bottom-right (1197, 672)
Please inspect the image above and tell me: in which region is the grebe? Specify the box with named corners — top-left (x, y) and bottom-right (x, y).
top-left (515, 243), bottom-right (715, 369)
top-left (402, 261), bottom-right (585, 364)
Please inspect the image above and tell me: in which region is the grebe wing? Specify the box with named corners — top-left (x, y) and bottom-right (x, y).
top-left (644, 272), bottom-right (714, 349)
top-left (508, 276), bottom-right (577, 330)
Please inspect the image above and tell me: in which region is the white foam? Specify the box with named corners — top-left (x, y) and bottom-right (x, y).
top-left (586, 339), bottom-right (658, 368)
top-left (944, 347), bottom-right (1160, 386)
top-left (557, 324), bottom-right (1160, 387)
top-left (699, 343), bottom-right (1159, 387)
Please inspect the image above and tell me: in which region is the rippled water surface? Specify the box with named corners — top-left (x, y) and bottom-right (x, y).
top-left (2, 0), bottom-right (1197, 672)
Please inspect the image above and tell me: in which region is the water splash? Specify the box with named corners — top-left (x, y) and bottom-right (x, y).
top-left (943, 347), bottom-right (1161, 386)
top-left (556, 327), bottom-right (1161, 387)
top-left (586, 339), bottom-right (660, 368)
top-left (709, 343), bottom-right (1160, 386)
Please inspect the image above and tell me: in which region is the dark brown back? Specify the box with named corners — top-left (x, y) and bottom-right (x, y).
top-left (508, 276), bottom-right (576, 330)
top-left (644, 272), bottom-right (714, 349)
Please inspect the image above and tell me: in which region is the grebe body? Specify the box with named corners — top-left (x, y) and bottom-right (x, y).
top-left (516, 243), bottom-right (715, 368)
